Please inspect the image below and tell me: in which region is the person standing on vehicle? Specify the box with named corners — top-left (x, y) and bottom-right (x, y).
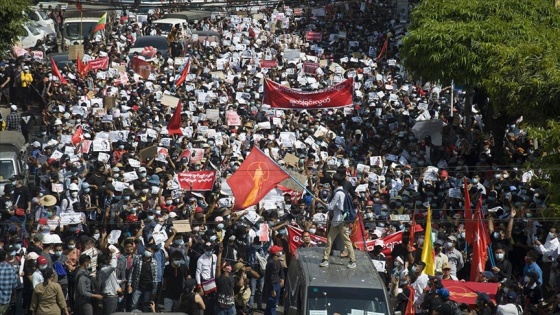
top-left (6, 104), bottom-right (21, 132)
top-left (50, 6), bottom-right (64, 39)
top-left (314, 173), bottom-right (357, 269)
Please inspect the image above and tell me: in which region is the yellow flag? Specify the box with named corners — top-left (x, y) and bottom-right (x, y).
top-left (421, 207), bottom-right (435, 275)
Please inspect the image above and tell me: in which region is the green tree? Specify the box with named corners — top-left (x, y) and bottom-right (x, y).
top-left (0, 0), bottom-right (32, 53)
top-left (401, 0), bottom-right (560, 162)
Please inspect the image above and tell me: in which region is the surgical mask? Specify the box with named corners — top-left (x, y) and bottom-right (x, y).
top-left (144, 251), bottom-right (152, 258)
top-left (93, 233), bottom-right (100, 240)
top-left (205, 250), bottom-right (213, 256)
top-left (156, 210), bottom-right (161, 215)
top-left (210, 235), bottom-right (217, 242)
top-left (493, 232), bottom-right (500, 239)
top-left (113, 174), bottom-right (120, 179)
top-left (309, 228), bottom-right (316, 234)
top-left (166, 200), bottom-right (173, 205)
top-left (173, 260), bottom-right (182, 265)
top-left (68, 244), bottom-right (75, 249)
top-left (446, 242), bottom-right (454, 248)
top-left (417, 238), bottom-right (424, 246)
top-left (253, 244), bottom-right (261, 249)
top-left (55, 251), bottom-right (62, 257)
top-left (472, 178), bottom-right (479, 184)
top-left (549, 232), bottom-right (556, 238)
top-left (217, 223), bottom-right (224, 230)
top-left (10, 251), bottom-right (16, 256)
top-left (411, 266), bottom-right (417, 273)
top-left (124, 196), bottom-right (130, 201)
top-left (365, 213), bottom-right (374, 219)
top-left (15, 244), bottom-right (22, 250)
top-left (395, 170), bottom-right (402, 176)
top-left (71, 191), bottom-right (78, 198)
top-left (39, 265), bottom-right (47, 270)
top-left (147, 215), bottom-right (155, 220)
top-left (459, 232), bottom-right (465, 239)
top-left (495, 253), bottom-right (504, 260)
top-left (524, 276), bottom-right (531, 283)
top-left (175, 239), bottom-right (184, 245)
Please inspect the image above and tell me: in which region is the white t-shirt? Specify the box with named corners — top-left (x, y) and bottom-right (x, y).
top-left (496, 303), bottom-right (522, 315)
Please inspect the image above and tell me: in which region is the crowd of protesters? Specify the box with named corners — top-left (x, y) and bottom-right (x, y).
top-left (0, 0), bottom-right (559, 315)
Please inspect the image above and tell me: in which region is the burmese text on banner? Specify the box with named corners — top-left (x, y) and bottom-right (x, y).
top-left (263, 78), bottom-right (354, 109)
top-left (177, 171), bottom-right (217, 191)
top-left (227, 147), bottom-right (289, 210)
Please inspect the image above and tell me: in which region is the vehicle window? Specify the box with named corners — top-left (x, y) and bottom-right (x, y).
top-left (307, 287), bottom-right (388, 315)
top-left (29, 13), bottom-right (39, 21)
top-left (64, 22), bottom-right (96, 40)
top-left (0, 160), bottom-right (15, 182)
top-left (154, 23), bottom-right (173, 33)
top-left (27, 24), bottom-right (40, 36)
top-left (38, 10), bottom-right (49, 20)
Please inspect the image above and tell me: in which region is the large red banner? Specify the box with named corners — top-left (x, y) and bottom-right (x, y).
top-left (87, 57), bottom-right (109, 70)
top-left (441, 280), bottom-right (498, 305)
top-left (177, 171), bottom-right (217, 191)
top-left (260, 60), bottom-right (278, 68)
top-left (263, 78), bottom-right (354, 109)
top-left (287, 225), bottom-right (405, 256)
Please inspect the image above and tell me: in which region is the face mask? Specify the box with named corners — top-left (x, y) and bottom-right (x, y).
top-left (278, 229), bottom-right (287, 235)
top-left (15, 244), bottom-right (22, 250)
top-left (524, 276), bottom-right (531, 283)
top-left (166, 200), bottom-right (173, 205)
top-left (71, 191), bottom-right (78, 198)
top-left (472, 179), bottom-right (479, 184)
top-left (411, 266), bottom-right (417, 273)
top-left (253, 244), bottom-right (262, 249)
top-left (459, 232), bottom-right (466, 239)
top-left (144, 251), bottom-right (152, 258)
top-left (205, 250), bottom-right (213, 257)
top-left (68, 244), bottom-right (75, 249)
top-left (365, 213), bottom-right (374, 219)
top-left (48, 211), bottom-right (54, 217)
top-left (309, 228), bottom-right (316, 234)
top-left (217, 223), bottom-right (224, 230)
top-left (39, 265), bottom-right (47, 270)
top-left (417, 238), bottom-right (424, 246)
top-left (446, 242), bottom-right (454, 249)
top-left (10, 251), bottom-right (16, 256)
top-left (549, 232), bottom-right (556, 239)
top-left (495, 253), bottom-right (504, 260)
top-left (84, 188), bottom-right (90, 193)
top-left (395, 170), bottom-right (402, 176)
top-left (147, 215), bottom-right (154, 221)
top-left (175, 239), bottom-right (184, 245)
top-left (93, 233), bottom-right (100, 240)
top-left (210, 236), bottom-right (217, 242)
top-left (55, 251), bottom-right (62, 257)
top-left (493, 232), bottom-right (500, 239)
top-left (113, 174), bottom-right (120, 179)
top-left (173, 260), bottom-right (182, 265)
top-left (124, 196), bottom-right (130, 201)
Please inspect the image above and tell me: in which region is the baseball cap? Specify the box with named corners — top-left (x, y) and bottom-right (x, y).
top-left (37, 256), bottom-right (48, 265)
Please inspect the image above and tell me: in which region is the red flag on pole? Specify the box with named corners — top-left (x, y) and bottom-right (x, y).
top-left (174, 57), bottom-right (191, 87)
top-left (408, 211), bottom-right (417, 251)
top-left (404, 285), bottom-right (416, 315)
top-left (166, 100), bottom-right (183, 135)
top-left (377, 36), bottom-right (389, 60)
top-left (248, 27), bottom-right (256, 38)
top-left (227, 147), bottom-right (290, 210)
top-left (71, 126), bottom-right (83, 146)
top-left (51, 58), bottom-right (68, 84)
top-left (464, 177), bottom-right (475, 245)
top-left (77, 54), bottom-right (89, 78)
top-left (350, 211), bottom-right (368, 250)
top-left (470, 196), bottom-right (489, 282)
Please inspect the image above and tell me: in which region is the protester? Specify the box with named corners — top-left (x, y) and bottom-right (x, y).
top-left (30, 267), bottom-right (69, 315)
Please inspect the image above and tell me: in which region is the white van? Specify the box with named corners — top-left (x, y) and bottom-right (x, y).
top-left (27, 9), bottom-right (56, 33)
top-left (19, 23), bottom-right (45, 49)
top-left (152, 18), bottom-right (188, 36)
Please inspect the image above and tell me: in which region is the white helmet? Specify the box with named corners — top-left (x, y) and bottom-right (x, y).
top-left (68, 183), bottom-right (79, 191)
top-left (42, 234), bottom-right (54, 244)
top-left (54, 119), bottom-right (62, 126)
top-left (50, 234), bottom-right (62, 244)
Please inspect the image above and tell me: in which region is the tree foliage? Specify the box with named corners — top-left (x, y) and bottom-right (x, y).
top-left (401, 0), bottom-right (560, 123)
top-left (0, 0), bottom-right (32, 53)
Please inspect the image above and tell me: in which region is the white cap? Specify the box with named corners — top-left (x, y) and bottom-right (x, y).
top-left (169, 212), bottom-right (177, 218)
top-left (10, 104), bottom-right (17, 111)
top-left (68, 183), bottom-right (79, 191)
top-left (54, 119), bottom-right (62, 126)
top-left (27, 252), bottom-right (39, 260)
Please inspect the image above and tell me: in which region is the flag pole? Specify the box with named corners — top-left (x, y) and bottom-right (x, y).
top-left (254, 146), bottom-right (316, 198)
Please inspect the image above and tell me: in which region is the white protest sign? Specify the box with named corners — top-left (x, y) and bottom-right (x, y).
top-left (60, 213), bottom-right (82, 226)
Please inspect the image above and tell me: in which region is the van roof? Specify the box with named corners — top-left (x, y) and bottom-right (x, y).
top-left (153, 18), bottom-right (187, 24)
top-left (165, 10), bottom-right (213, 21)
top-left (0, 131), bottom-right (26, 153)
top-left (295, 247), bottom-right (384, 289)
top-left (64, 11), bottom-right (108, 19)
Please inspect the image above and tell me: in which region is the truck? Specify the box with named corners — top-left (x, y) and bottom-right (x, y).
top-left (0, 131), bottom-right (30, 196)
top-left (284, 247), bottom-right (391, 315)
top-left (62, 11), bottom-right (109, 47)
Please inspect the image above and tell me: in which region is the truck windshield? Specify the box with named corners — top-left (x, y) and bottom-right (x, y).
top-left (307, 287), bottom-right (389, 315)
top-left (0, 160), bottom-right (15, 182)
top-left (64, 21), bottom-right (97, 40)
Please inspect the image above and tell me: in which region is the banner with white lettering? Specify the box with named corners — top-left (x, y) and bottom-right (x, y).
top-left (263, 78), bottom-right (354, 109)
top-left (177, 170), bottom-right (217, 191)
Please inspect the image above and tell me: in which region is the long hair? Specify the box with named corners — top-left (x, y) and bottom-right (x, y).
top-left (42, 267), bottom-right (54, 286)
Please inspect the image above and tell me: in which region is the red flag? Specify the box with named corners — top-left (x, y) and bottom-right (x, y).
top-left (470, 196), bottom-right (489, 282)
top-left (377, 36), bottom-right (389, 60)
top-left (76, 2), bottom-right (82, 12)
top-left (350, 211), bottom-right (368, 250)
top-left (464, 177), bottom-right (475, 245)
top-left (248, 27), bottom-right (256, 38)
top-left (174, 58), bottom-right (191, 86)
top-left (404, 285), bottom-right (415, 315)
top-left (51, 58), bottom-right (68, 84)
top-left (442, 280), bottom-right (499, 305)
top-left (71, 126), bottom-right (83, 146)
top-left (77, 54), bottom-right (89, 78)
top-left (166, 100), bottom-right (183, 135)
top-left (408, 212), bottom-right (417, 251)
top-left (227, 147), bottom-right (289, 210)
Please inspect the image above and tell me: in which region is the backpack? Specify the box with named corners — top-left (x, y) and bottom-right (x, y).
top-left (335, 188), bottom-right (357, 223)
top-left (75, 271), bottom-right (100, 295)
